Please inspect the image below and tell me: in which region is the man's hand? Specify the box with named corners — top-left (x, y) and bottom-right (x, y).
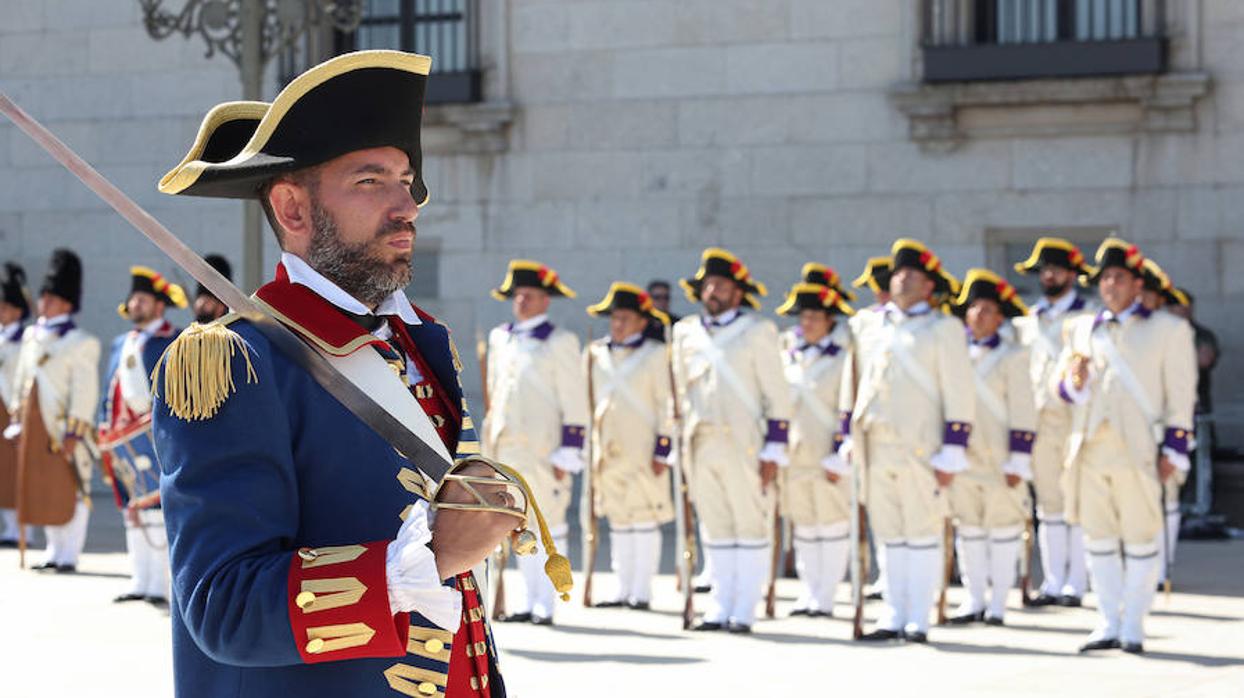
top-left (61, 434), bottom-right (80, 458)
top-left (651, 459), bottom-right (668, 477)
top-left (1069, 354), bottom-right (1090, 390)
top-left (1005, 474), bottom-right (1023, 489)
top-left (934, 469), bottom-right (955, 489)
top-left (431, 462), bottom-right (522, 579)
top-left (123, 506), bottom-right (140, 528)
top-left (759, 460), bottom-right (778, 493)
top-left (825, 471), bottom-right (840, 484)
top-left (1158, 455), bottom-right (1177, 483)
top-left (553, 467), bottom-right (568, 482)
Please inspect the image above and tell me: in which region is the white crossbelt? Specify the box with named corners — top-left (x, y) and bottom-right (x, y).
top-left (972, 347), bottom-right (1009, 424)
top-left (1091, 323), bottom-right (1162, 441)
top-left (1030, 321), bottom-right (1061, 363)
top-left (595, 342), bottom-right (660, 430)
top-left (789, 355), bottom-right (837, 430)
top-left (698, 317), bottom-right (762, 421)
top-left (886, 314), bottom-right (940, 403)
top-left (503, 338), bottom-right (560, 412)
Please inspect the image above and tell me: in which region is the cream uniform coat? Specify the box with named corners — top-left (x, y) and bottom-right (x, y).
top-left (780, 323), bottom-right (852, 526)
top-left (839, 305), bottom-right (975, 540)
top-left (1057, 307), bottom-right (1196, 542)
top-left (1013, 293), bottom-right (1095, 516)
top-left (0, 324), bottom-right (24, 414)
top-left (7, 322), bottom-right (100, 486)
top-left (586, 337), bottom-right (674, 527)
top-left (671, 312), bottom-right (791, 541)
top-left (952, 336), bottom-right (1036, 529)
top-left (483, 321), bottom-right (588, 529)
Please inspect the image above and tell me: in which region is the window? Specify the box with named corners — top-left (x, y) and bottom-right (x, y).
top-left (336, 0), bottom-right (482, 104)
top-left (922, 0), bottom-right (1167, 82)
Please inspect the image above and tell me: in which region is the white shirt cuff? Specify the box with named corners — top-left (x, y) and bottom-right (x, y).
top-left (1059, 377), bottom-right (1091, 405)
top-left (930, 444), bottom-right (968, 474)
top-left (820, 453), bottom-right (850, 477)
top-left (1002, 453), bottom-right (1033, 481)
top-left (759, 441), bottom-right (789, 467)
top-left (549, 446), bottom-right (585, 474)
top-left (1162, 447), bottom-right (1191, 473)
top-left (385, 500), bottom-right (462, 632)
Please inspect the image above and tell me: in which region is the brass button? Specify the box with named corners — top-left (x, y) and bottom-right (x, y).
top-left (295, 591), bottom-right (316, 609)
top-left (297, 548), bottom-right (319, 562)
top-left (305, 638), bottom-right (325, 654)
top-left (417, 681), bottom-right (437, 695)
top-left (424, 638), bottom-right (444, 654)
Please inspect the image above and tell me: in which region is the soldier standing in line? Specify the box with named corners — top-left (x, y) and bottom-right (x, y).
top-left (485, 260), bottom-right (588, 626)
top-left (0, 262), bottom-right (32, 547)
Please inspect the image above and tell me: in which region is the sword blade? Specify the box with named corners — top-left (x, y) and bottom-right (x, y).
top-left (0, 91), bottom-right (451, 482)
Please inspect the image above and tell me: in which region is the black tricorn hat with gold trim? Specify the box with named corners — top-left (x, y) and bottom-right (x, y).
top-left (950, 268), bottom-right (1028, 319)
top-left (1140, 258), bottom-right (1189, 307)
top-left (159, 51), bottom-right (430, 205)
top-left (587, 282), bottom-right (670, 325)
top-left (2, 262), bottom-right (32, 320)
top-left (491, 260), bottom-right (576, 300)
top-left (800, 263), bottom-right (856, 302)
top-left (852, 256), bottom-right (892, 296)
top-left (680, 247), bottom-right (767, 310)
top-left (775, 282), bottom-right (854, 317)
top-left (1082, 237), bottom-right (1144, 285)
top-left (1014, 237), bottom-right (1091, 275)
top-left (119, 266), bottom-right (188, 320)
top-left (890, 238), bottom-right (959, 296)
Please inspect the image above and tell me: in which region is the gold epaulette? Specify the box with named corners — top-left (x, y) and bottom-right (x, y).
top-left (151, 312), bottom-right (257, 421)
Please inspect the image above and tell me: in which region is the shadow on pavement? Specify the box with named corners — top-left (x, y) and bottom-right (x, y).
top-left (543, 623), bottom-right (686, 642)
top-left (505, 648), bottom-right (705, 665)
top-left (930, 640), bottom-right (1071, 658)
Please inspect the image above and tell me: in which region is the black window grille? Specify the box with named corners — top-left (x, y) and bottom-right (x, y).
top-left (922, 0), bottom-right (1167, 82)
top-left (335, 0), bottom-right (482, 104)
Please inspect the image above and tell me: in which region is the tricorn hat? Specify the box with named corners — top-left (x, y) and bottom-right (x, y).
top-left (2, 262), bottom-right (32, 321)
top-left (1140, 258), bottom-right (1189, 307)
top-left (799, 263), bottom-right (856, 302)
top-left (680, 247), bottom-right (767, 311)
top-left (890, 238), bottom-right (959, 296)
top-left (196, 254), bottom-right (233, 300)
top-left (775, 282), bottom-right (854, 317)
top-left (40, 248), bottom-right (83, 312)
top-left (119, 266), bottom-right (188, 320)
top-left (159, 51), bottom-right (431, 205)
top-left (851, 256), bottom-right (893, 296)
top-left (491, 260), bottom-right (576, 300)
top-left (1082, 237), bottom-right (1144, 285)
top-left (1014, 237), bottom-right (1091, 275)
top-left (587, 282), bottom-right (670, 325)
top-left (950, 268), bottom-right (1028, 319)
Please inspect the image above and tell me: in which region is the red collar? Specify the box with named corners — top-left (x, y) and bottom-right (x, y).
top-left (254, 262), bottom-right (403, 356)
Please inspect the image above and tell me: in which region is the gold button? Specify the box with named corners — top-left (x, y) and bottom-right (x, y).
top-left (417, 681), bottom-right (437, 695)
top-left (297, 548), bottom-right (318, 562)
top-left (1175, 430), bottom-right (1185, 438)
top-left (306, 638), bottom-right (325, 654)
top-left (952, 423), bottom-right (961, 431)
top-left (425, 638), bottom-right (444, 654)
top-left (295, 591), bottom-right (316, 609)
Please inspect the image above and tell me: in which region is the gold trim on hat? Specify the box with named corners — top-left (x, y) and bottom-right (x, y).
top-left (1013, 236), bottom-right (1086, 274)
top-left (490, 259), bottom-right (576, 301)
top-left (586, 281), bottom-right (670, 325)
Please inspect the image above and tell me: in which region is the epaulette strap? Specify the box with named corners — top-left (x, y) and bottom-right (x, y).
top-left (152, 313), bottom-right (257, 421)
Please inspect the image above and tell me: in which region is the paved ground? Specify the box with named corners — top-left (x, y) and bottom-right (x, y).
top-left (3, 496), bottom-right (1242, 698)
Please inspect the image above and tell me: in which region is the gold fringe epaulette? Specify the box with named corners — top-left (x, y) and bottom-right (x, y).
top-left (152, 313), bottom-right (257, 421)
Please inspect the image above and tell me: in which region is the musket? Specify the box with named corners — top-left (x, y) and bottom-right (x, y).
top-left (1019, 483), bottom-right (1037, 607)
top-left (0, 92), bottom-right (456, 486)
top-left (476, 330), bottom-right (509, 621)
top-left (847, 328), bottom-right (869, 639)
top-left (1158, 443), bottom-right (1173, 605)
top-left (581, 332), bottom-right (599, 607)
top-left (764, 501), bottom-right (781, 619)
top-left (666, 338), bottom-right (696, 629)
top-left (936, 516), bottom-right (954, 625)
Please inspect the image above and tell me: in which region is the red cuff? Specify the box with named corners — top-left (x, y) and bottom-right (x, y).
top-left (287, 540), bottom-right (410, 664)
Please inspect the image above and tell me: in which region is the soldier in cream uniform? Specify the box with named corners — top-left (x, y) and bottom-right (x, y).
top-left (671, 248), bottom-right (792, 634)
top-left (485, 259), bottom-right (589, 625)
top-left (851, 257), bottom-right (892, 311)
top-left (5, 250), bottom-right (100, 572)
top-left (1055, 239), bottom-right (1196, 654)
top-left (0, 263), bottom-right (33, 547)
top-left (1012, 238), bottom-right (1096, 607)
top-left (775, 278), bottom-right (854, 617)
top-left (946, 270), bottom-right (1037, 626)
top-left (584, 283), bottom-right (675, 610)
top-left (836, 239), bottom-right (973, 643)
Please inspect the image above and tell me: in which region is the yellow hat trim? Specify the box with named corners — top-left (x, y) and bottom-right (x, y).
top-left (693, 247), bottom-right (768, 296)
top-left (952, 268), bottom-right (1028, 314)
top-left (774, 282), bottom-right (855, 316)
top-left (491, 259), bottom-right (576, 301)
top-left (159, 51), bottom-right (433, 208)
top-left (158, 101), bottom-right (269, 187)
top-left (586, 281), bottom-right (669, 325)
top-left (851, 256), bottom-right (891, 292)
top-left (1013, 236), bottom-right (1084, 274)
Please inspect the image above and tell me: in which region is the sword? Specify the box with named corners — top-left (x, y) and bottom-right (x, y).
top-left (0, 92), bottom-right (452, 483)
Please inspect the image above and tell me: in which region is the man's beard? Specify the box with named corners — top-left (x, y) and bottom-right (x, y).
top-left (306, 201), bottom-right (414, 307)
top-left (1040, 278), bottom-right (1070, 298)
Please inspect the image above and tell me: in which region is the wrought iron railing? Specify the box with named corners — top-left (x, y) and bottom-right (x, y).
top-left (922, 0), bottom-right (1168, 82)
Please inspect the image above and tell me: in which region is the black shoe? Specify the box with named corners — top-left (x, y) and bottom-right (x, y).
top-left (55, 564), bottom-right (76, 574)
top-left (726, 621), bottom-right (752, 634)
top-left (904, 631), bottom-right (929, 644)
top-left (984, 616), bottom-right (1005, 627)
top-left (530, 615), bottom-right (553, 626)
top-left (1029, 593), bottom-right (1060, 607)
top-left (865, 589), bottom-right (883, 601)
top-left (947, 610), bottom-right (984, 625)
top-left (31, 561), bottom-right (58, 571)
top-left (692, 621), bottom-right (724, 632)
top-left (0, 539), bottom-right (17, 548)
top-left (857, 628), bottom-right (902, 642)
top-left (811, 610), bottom-right (834, 619)
top-left (1059, 595), bottom-right (1083, 608)
top-left (499, 612), bottom-right (532, 623)
top-left (790, 608), bottom-right (812, 617)
top-left (1079, 637), bottom-right (1121, 653)
top-left (594, 600), bottom-right (627, 608)
top-left (693, 584), bottom-right (712, 594)
top-left (626, 601), bottom-right (650, 611)
top-left (146, 596), bottom-right (169, 608)
top-left (113, 593), bottom-right (146, 603)
top-left (1121, 642), bottom-right (1144, 655)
